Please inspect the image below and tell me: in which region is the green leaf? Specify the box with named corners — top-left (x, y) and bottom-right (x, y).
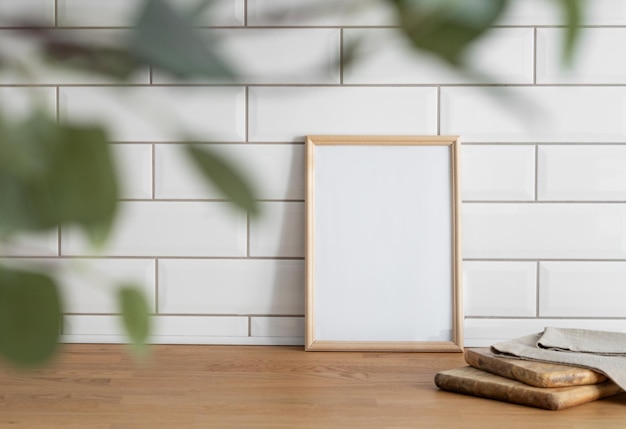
top-left (185, 145), bottom-right (259, 216)
top-left (45, 121), bottom-right (120, 245)
top-left (0, 112), bottom-right (119, 245)
top-left (388, 0), bottom-right (508, 66)
top-left (0, 266), bottom-right (62, 368)
top-left (554, 0), bottom-right (582, 66)
top-left (130, 0), bottom-right (234, 78)
top-left (118, 285), bottom-right (151, 354)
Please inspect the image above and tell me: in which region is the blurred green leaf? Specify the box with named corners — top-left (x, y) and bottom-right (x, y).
top-left (0, 266), bottom-right (62, 368)
top-left (388, 0), bottom-right (508, 66)
top-left (118, 285), bottom-right (151, 354)
top-left (185, 145), bottom-right (259, 216)
top-left (130, 0), bottom-right (234, 78)
top-left (0, 112), bottom-right (118, 244)
top-left (555, 0), bottom-right (582, 66)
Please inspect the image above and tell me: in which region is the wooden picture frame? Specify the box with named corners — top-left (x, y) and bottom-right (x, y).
top-left (305, 135), bottom-right (463, 352)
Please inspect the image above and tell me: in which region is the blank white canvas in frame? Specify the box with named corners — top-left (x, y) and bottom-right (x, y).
top-left (306, 135), bottom-right (462, 352)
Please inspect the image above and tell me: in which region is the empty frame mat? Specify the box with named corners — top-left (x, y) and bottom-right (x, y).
top-left (306, 136), bottom-right (462, 352)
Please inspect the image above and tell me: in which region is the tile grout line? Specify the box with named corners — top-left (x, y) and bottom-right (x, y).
top-left (533, 27), bottom-right (538, 85)
top-left (151, 144), bottom-right (156, 199)
top-left (246, 213), bottom-right (251, 258)
top-left (245, 86), bottom-right (249, 142)
top-left (155, 258), bottom-right (160, 315)
top-left (535, 261), bottom-right (541, 317)
top-left (437, 86), bottom-right (441, 135)
top-left (56, 85), bottom-right (62, 256)
top-left (339, 27), bottom-right (344, 85)
top-left (534, 144), bottom-right (539, 201)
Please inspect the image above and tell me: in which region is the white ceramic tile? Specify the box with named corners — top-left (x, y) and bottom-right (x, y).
top-left (63, 315), bottom-right (125, 336)
top-left (538, 145), bottom-right (626, 201)
top-left (249, 87), bottom-right (437, 142)
top-left (463, 203), bottom-right (626, 259)
top-left (158, 259), bottom-right (304, 315)
top-left (462, 145), bottom-right (535, 201)
top-left (251, 317), bottom-right (304, 337)
top-left (152, 316), bottom-right (248, 337)
top-left (496, 0), bottom-right (563, 25)
top-left (498, 0), bottom-right (626, 25)
top-left (58, 0), bottom-right (244, 26)
top-left (441, 87), bottom-right (626, 143)
top-left (153, 29), bottom-right (340, 85)
top-left (540, 262), bottom-right (626, 317)
top-left (463, 261), bottom-right (537, 317)
top-left (344, 28), bottom-right (533, 85)
top-left (0, 0), bottom-right (54, 25)
top-left (537, 28), bottom-right (626, 84)
top-left (0, 87), bottom-right (56, 120)
top-left (63, 315), bottom-right (249, 341)
top-left (0, 231), bottom-right (59, 256)
top-left (0, 30), bottom-right (150, 85)
top-left (112, 144), bottom-right (153, 200)
top-left (58, 259), bottom-right (155, 314)
top-left (155, 144), bottom-right (304, 200)
top-left (249, 202), bottom-right (304, 257)
top-left (1, 258), bottom-right (150, 316)
top-left (464, 318), bottom-right (626, 347)
top-left (582, 0), bottom-right (626, 24)
top-left (247, 0), bottom-right (395, 26)
top-left (59, 87), bottom-right (246, 142)
top-left (61, 202), bottom-right (247, 257)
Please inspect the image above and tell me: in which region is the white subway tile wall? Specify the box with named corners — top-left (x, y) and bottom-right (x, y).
top-left (152, 29), bottom-right (341, 85)
top-left (0, 30), bottom-right (150, 85)
top-left (538, 145), bottom-right (626, 201)
top-left (462, 145), bottom-right (536, 201)
top-left (0, 0), bottom-right (54, 25)
top-left (59, 87), bottom-right (246, 142)
top-left (537, 28), bottom-right (626, 84)
top-left (248, 86), bottom-right (438, 142)
top-left (463, 261), bottom-right (537, 318)
top-left (61, 202), bottom-right (248, 257)
top-left (343, 28), bottom-right (534, 85)
top-left (158, 259), bottom-right (304, 315)
top-left (440, 86), bottom-right (626, 143)
top-left (154, 144), bottom-right (304, 200)
top-left (4, 0), bottom-right (626, 346)
top-left (249, 202), bottom-right (305, 257)
top-left (539, 262), bottom-right (626, 318)
top-left (57, 0), bottom-right (245, 27)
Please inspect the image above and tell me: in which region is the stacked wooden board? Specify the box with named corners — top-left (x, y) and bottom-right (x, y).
top-left (435, 348), bottom-right (623, 410)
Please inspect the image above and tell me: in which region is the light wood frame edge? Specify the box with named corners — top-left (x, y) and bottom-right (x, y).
top-left (305, 135), bottom-right (463, 352)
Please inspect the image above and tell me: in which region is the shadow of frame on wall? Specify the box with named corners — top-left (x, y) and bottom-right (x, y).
top-left (305, 135), bottom-right (463, 352)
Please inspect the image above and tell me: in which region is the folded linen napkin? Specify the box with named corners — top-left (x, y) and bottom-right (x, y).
top-left (538, 327), bottom-right (626, 355)
top-left (492, 327), bottom-right (626, 391)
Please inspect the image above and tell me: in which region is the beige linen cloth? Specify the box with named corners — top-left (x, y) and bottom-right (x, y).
top-left (492, 327), bottom-right (626, 390)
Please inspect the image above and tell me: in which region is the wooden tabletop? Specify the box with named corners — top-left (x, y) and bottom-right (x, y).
top-left (1, 344), bottom-right (625, 428)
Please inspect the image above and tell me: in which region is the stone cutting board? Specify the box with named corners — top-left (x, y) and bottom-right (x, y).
top-left (465, 348), bottom-right (606, 387)
top-left (435, 366), bottom-right (623, 410)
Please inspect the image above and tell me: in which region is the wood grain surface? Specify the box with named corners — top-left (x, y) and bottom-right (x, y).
top-left (435, 366), bottom-right (623, 410)
top-left (1, 345), bottom-right (626, 428)
top-left (465, 348), bottom-right (607, 387)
